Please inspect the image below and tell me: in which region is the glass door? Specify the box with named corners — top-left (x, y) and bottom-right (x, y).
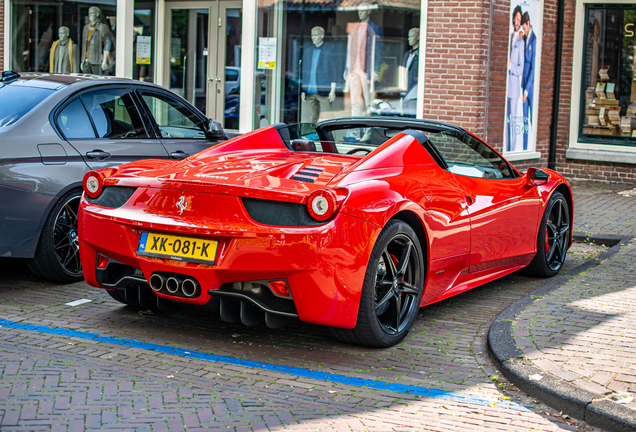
top-left (214, 3), bottom-right (242, 130)
top-left (162, 1), bottom-right (242, 130)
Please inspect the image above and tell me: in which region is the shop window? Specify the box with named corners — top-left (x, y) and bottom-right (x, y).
top-left (580, 5), bottom-right (636, 145)
top-left (133, 2), bottom-right (156, 83)
top-left (10, 1), bottom-right (117, 75)
top-left (254, 0), bottom-right (421, 128)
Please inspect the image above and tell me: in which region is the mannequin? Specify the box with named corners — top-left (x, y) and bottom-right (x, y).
top-left (81, 6), bottom-right (111, 74)
top-left (344, 2), bottom-right (383, 116)
top-left (301, 26), bottom-right (337, 125)
top-left (400, 28), bottom-right (419, 93)
top-left (50, 27), bottom-right (78, 73)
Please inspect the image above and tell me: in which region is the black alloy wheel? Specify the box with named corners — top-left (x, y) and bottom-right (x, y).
top-left (373, 233), bottom-right (421, 335)
top-left (330, 220), bottom-right (424, 347)
top-left (526, 191), bottom-right (571, 278)
top-left (28, 190), bottom-right (84, 283)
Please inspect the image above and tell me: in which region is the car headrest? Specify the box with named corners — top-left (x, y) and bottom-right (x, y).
top-left (291, 139), bottom-right (316, 152)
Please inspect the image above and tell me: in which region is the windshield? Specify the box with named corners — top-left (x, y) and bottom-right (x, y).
top-left (0, 85), bottom-right (55, 127)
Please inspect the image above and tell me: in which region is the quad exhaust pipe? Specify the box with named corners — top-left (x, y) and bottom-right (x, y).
top-left (149, 274), bottom-right (166, 292)
top-left (149, 273), bottom-right (200, 298)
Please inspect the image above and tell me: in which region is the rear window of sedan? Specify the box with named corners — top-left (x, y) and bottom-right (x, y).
top-left (0, 84), bottom-right (55, 127)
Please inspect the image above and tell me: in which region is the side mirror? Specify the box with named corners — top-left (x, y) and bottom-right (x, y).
top-left (206, 119), bottom-right (227, 141)
top-left (526, 167), bottom-right (550, 186)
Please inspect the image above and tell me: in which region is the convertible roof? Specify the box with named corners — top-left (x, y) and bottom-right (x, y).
top-left (317, 116), bottom-right (467, 136)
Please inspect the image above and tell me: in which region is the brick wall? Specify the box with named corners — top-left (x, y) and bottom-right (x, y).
top-left (423, 0), bottom-right (559, 168)
top-left (423, 0), bottom-right (635, 186)
top-left (423, 1), bottom-right (490, 137)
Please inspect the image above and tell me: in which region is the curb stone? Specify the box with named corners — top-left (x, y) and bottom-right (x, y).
top-left (487, 232), bottom-right (636, 432)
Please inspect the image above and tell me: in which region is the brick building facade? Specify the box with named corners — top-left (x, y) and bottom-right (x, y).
top-left (422, 0), bottom-right (634, 185)
top-left (0, 0), bottom-right (634, 184)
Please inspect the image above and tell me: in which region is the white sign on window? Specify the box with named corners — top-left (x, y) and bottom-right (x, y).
top-left (258, 37), bottom-right (277, 69)
top-left (136, 36), bottom-right (152, 65)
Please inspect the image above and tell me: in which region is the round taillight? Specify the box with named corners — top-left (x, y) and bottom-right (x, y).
top-left (307, 189), bottom-right (338, 222)
top-left (83, 170), bottom-right (104, 198)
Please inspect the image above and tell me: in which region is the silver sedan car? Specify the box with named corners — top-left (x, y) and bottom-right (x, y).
top-left (0, 71), bottom-right (228, 283)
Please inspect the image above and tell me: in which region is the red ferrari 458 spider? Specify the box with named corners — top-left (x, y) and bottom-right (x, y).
top-left (78, 118), bottom-right (573, 347)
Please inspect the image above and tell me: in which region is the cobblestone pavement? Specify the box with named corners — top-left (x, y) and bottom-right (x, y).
top-left (0, 182), bottom-right (630, 431)
top-left (510, 184), bottom-right (636, 414)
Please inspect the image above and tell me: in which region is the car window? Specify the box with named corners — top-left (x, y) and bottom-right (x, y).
top-left (57, 98), bottom-right (96, 139)
top-left (428, 131), bottom-right (513, 179)
top-left (0, 85), bottom-right (55, 127)
top-left (225, 69), bottom-right (239, 82)
top-left (138, 91), bottom-right (207, 139)
top-left (80, 89), bottom-right (148, 139)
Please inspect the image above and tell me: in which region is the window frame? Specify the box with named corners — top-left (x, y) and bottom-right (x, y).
top-left (577, 3), bottom-right (636, 147)
top-left (569, 0), bottom-right (636, 155)
top-left (134, 88), bottom-right (210, 140)
top-left (53, 85), bottom-right (151, 141)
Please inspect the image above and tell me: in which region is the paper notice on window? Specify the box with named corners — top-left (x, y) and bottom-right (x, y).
top-left (136, 36), bottom-right (152, 65)
top-left (258, 38), bottom-right (277, 69)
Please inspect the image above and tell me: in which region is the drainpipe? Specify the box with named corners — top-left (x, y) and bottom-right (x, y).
top-left (549, 0), bottom-right (565, 170)
top-left (484, 0), bottom-right (494, 143)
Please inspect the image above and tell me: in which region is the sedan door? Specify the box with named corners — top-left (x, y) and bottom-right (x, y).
top-left (56, 87), bottom-right (169, 170)
top-left (135, 89), bottom-right (217, 160)
top-left (428, 131), bottom-right (542, 272)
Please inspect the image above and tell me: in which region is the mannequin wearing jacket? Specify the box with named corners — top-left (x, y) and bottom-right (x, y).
top-left (344, 2), bottom-right (383, 116)
top-left (301, 26), bottom-right (337, 125)
top-left (81, 6), bottom-right (111, 74)
top-left (50, 27), bottom-right (78, 73)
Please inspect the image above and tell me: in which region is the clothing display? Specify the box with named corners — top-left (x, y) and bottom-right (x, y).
top-left (50, 39), bottom-right (78, 73)
top-left (345, 19), bottom-right (383, 116)
top-left (402, 48), bottom-right (418, 93)
top-left (81, 21), bottom-right (112, 74)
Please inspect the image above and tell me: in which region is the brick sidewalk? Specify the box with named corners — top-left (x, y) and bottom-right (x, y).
top-left (506, 184), bottom-right (636, 422)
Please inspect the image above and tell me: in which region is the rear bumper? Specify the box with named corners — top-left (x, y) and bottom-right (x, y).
top-left (0, 185), bottom-right (52, 258)
top-left (78, 193), bottom-right (381, 328)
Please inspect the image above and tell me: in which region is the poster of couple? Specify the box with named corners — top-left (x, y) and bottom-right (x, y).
top-left (505, 0), bottom-right (542, 153)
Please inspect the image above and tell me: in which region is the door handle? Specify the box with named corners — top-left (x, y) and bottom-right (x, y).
top-left (86, 150), bottom-right (111, 160)
top-left (464, 194), bottom-right (475, 205)
top-left (170, 151), bottom-right (190, 160)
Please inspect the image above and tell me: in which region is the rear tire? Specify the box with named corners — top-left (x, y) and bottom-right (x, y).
top-left (330, 220), bottom-right (424, 347)
top-left (526, 191), bottom-right (570, 277)
top-left (27, 190), bottom-right (83, 283)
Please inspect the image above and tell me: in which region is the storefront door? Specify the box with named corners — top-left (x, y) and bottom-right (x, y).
top-left (162, 1), bottom-right (242, 129)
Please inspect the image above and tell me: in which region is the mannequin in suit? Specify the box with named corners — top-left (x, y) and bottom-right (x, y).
top-left (81, 6), bottom-right (111, 74)
top-left (521, 12), bottom-right (536, 151)
top-left (50, 27), bottom-right (78, 73)
top-left (401, 28), bottom-right (419, 93)
top-left (301, 26), bottom-right (337, 125)
top-left (344, 2), bottom-right (383, 116)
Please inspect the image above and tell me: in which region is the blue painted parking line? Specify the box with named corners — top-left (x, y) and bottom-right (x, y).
top-left (0, 318), bottom-right (526, 410)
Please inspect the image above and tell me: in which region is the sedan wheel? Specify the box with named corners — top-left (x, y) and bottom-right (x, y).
top-left (330, 220), bottom-right (424, 347)
top-left (526, 191), bottom-right (570, 277)
top-left (27, 190), bottom-right (83, 283)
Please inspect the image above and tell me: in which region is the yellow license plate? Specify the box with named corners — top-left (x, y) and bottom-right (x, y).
top-left (137, 232), bottom-right (218, 264)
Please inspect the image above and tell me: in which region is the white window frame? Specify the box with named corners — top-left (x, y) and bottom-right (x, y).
top-left (569, 0), bottom-right (636, 156)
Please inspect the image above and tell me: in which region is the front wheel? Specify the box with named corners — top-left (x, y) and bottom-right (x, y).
top-left (27, 190), bottom-right (83, 283)
top-left (330, 220), bottom-right (424, 347)
top-left (526, 191), bottom-right (571, 277)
